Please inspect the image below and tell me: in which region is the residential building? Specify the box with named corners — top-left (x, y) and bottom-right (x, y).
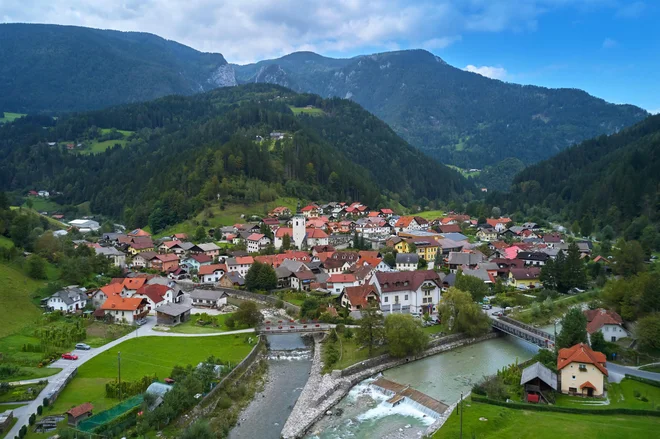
top-left (46, 287), bottom-right (87, 312)
top-left (476, 228), bottom-right (498, 242)
top-left (151, 253), bottom-right (180, 273)
top-left (131, 251), bottom-right (157, 268)
top-left (395, 253), bottom-right (419, 271)
top-left (520, 362), bottom-right (557, 403)
top-left (90, 283), bottom-right (122, 308)
top-left (95, 246), bottom-right (126, 268)
top-left (181, 254), bottom-right (213, 271)
top-left (394, 216), bottom-right (429, 233)
top-left (127, 238), bottom-right (154, 255)
top-left (306, 228), bottom-right (329, 247)
top-left (446, 252), bottom-right (483, 272)
top-left (371, 270), bottom-right (442, 316)
top-left (199, 264), bottom-right (228, 284)
top-left (133, 284), bottom-right (173, 312)
top-left (127, 228), bottom-right (151, 237)
top-left (584, 309), bottom-right (630, 342)
top-left (327, 273), bottom-right (359, 295)
top-left (218, 272), bottom-right (245, 288)
top-left (100, 296), bottom-right (149, 323)
top-left (226, 256), bottom-right (253, 277)
top-left (197, 243), bottom-right (221, 258)
top-left (269, 206), bottom-right (292, 217)
top-left (291, 270), bottom-right (315, 291)
top-left (508, 267), bottom-right (542, 289)
top-left (340, 284), bottom-right (380, 311)
top-left (246, 233), bottom-right (271, 253)
top-left (189, 289), bottom-right (229, 308)
top-left (409, 239), bottom-right (439, 262)
top-left (517, 252), bottom-right (550, 266)
top-left (557, 343), bottom-right (607, 397)
top-left (301, 204), bottom-right (321, 218)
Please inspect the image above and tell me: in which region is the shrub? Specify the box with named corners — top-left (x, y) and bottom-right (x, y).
top-left (634, 390), bottom-right (641, 398)
top-left (344, 327), bottom-right (354, 339)
top-left (43, 397), bottom-right (49, 407)
top-left (224, 315), bottom-right (236, 329)
top-left (275, 299), bottom-right (284, 309)
top-left (29, 414), bottom-right (36, 425)
top-left (37, 405), bottom-right (43, 415)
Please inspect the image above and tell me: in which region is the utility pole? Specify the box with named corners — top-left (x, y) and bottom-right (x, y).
top-left (118, 351), bottom-right (122, 401)
top-left (459, 392), bottom-right (463, 439)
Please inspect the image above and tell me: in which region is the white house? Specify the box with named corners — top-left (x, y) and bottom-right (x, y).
top-left (585, 309), bottom-right (631, 342)
top-left (198, 264), bottom-right (227, 284)
top-left (46, 287), bottom-right (87, 312)
top-left (95, 247), bottom-right (126, 268)
top-left (246, 233), bottom-right (271, 253)
top-left (100, 296), bottom-right (148, 323)
top-left (327, 274), bottom-right (359, 295)
top-left (189, 289), bottom-right (229, 308)
top-left (371, 270), bottom-right (442, 316)
top-left (132, 284), bottom-right (174, 313)
top-left (305, 228), bottom-right (329, 247)
top-left (226, 257), bottom-right (254, 277)
top-left (395, 253), bottom-right (419, 271)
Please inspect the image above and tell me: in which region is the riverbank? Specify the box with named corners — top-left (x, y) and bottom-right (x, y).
top-left (281, 332), bottom-right (499, 439)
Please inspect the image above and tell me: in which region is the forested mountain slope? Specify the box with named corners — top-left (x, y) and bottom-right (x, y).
top-left (0, 84), bottom-right (472, 231)
top-left (0, 23), bottom-right (236, 113)
top-left (490, 114), bottom-right (660, 234)
top-left (236, 50), bottom-right (647, 171)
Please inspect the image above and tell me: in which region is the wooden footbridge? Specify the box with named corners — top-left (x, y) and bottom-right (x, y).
top-left (371, 377), bottom-right (449, 418)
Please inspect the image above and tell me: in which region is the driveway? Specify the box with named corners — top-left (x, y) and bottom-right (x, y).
top-left (5, 316), bottom-right (256, 438)
top-left (606, 362), bottom-right (660, 383)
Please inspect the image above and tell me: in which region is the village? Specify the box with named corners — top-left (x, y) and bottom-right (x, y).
top-left (2, 198), bottom-right (659, 439)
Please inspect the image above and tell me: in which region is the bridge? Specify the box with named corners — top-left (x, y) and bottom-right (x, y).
top-left (371, 377), bottom-right (449, 418)
top-left (490, 315), bottom-right (555, 349)
top-left (258, 322), bottom-right (333, 334)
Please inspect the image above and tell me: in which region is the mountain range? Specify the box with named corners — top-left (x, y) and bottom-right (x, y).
top-left (0, 23), bottom-right (649, 182)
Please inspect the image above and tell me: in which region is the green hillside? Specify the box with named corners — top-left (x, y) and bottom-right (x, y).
top-left (0, 263), bottom-right (45, 338)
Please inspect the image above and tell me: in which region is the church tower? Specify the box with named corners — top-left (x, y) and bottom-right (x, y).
top-left (292, 215), bottom-right (306, 249)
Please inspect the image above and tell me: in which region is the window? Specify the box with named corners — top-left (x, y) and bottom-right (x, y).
top-left (395, 295), bottom-right (399, 304)
top-left (579, 364), bottom-right (587, 372)
top-left (404, 295), bottom-right (408, 301)
top-left (384, 296), bottom-right (388, 303)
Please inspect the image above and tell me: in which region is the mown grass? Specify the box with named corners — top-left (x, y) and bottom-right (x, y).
top-left (639, 365), bottom-right (660, 373)
top-left (155, 313), bottom-right (246, 334)
top-left (555, 378), bottom-right (660, 410)
top-left (78, 138), bottom-right (128, 155)
top-left (328, 337), bottom-right (388, 371)
top-left (415, 209), bottom-right (445, 220)
top-left (448, 164), bottom-right (481, 178)
top-left (0, 235), bottom-right (13, 248)
top-left (433, 399), bottom-right (660, 439)
top-left (0, 112), bottom-right (26, 123)
top-left (21, 198), bottom-right (62, 213)
top-left (0, 264), bottom-right (47, 338)
top-left (289, 105), bottom-right (325, 116)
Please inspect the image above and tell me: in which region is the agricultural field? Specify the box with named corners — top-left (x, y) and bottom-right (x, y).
top-left (47, 335), bottom-right (254, 413)
top-left (21, 198), bottom-right (62, 213)
top-left (447, 164), bottom-right (481, 178)
top-left (415, 209), bottom-right (445, 220)
top-left (76, 128), bottom-right (134, 155)
top-left (0, 112), bottom-right (26, 123)
top-left (289, 105), bottom-right (324, 116)
top-left (433, 399), bottom-right (659, 439)
top-left (0, 263), bottom-right (47, 338)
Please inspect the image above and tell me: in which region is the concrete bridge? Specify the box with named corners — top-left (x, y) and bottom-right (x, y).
top-left (490, 315), bottom-right (555, 349)
top-left (258, 322), bottom-right (333, 334)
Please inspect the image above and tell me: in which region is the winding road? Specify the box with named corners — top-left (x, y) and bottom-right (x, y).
top-left (5, 316), bottom-right (256, 438)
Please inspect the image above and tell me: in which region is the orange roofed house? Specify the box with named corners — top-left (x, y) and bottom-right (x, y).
top-left (100, 296), bottom-right (149, 323)
top-left (557, 343), bottom-right (608, 397)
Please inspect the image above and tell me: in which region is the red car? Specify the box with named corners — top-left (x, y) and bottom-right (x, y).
top-left (61, 353), bottom-right (78, 360)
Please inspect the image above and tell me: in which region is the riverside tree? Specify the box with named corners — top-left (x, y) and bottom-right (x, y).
top-left (556, 307), bottom-right (588, 349)
top-left (384, 314), bottom-right (428, 357)
top-left (438, 288), bottom-right (491, 336)
top-left (356, 305), bottom-right (385, 355)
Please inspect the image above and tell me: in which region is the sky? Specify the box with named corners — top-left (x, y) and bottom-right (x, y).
top-left (1, 0), bottom-right (659, 112)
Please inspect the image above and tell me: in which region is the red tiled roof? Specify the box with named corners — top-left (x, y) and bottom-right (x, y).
top-left (135, 284), bottom-right (170, 304)
top-left (67, 403), bottom-right (93, 418)
top-left (199, 264), bottom-right (227, 275)
top-left (128, 228), bottom-right (151, 237)
top-left (306, 228), bottom-right (328, 238)
top-left (247, 233), bottom-right (265, 241)
top-left (395, 216), bottom-right (415, 227)
top-left (99, 283), bottom-right (123, 296)
top-left (557, 343), bottom-right (607, 376)
top-left (584, 309), bottom-right (624, 334)
top-left (155, 253), bottom-right (179, 262)
top-left (172, 233), bottom-right (188, 239)
top-left (235, 256), bottom-right (254, 265)
top-left (438, 224), bottom-right (461, 233)
top-left (101, 296), bottom-right (145, 311)
top-left (275, 227), bottom-right (293, 238)
top-left (161, 241), bottom-right (180, 248)
top-left (122, 278), bottom-right (147, 290)
top-left (301, 204), bottom-right (317, 212)
top-left (130, 239), bottom-right (154, 250)
top-left (486, 217), bottom-right (512, 227)
top-left (368, 211), bottom-right (380, 217)
top-left (328, 274), bottom-right (356, 283)
top-left (191, 254), bottom-right (213, 264)
top-left (374, 270), bottom-right (441, 293)
top-left (344, 284), bottom-right (379, 308)
top-left (580, 381), bottom-right (597, 390)
top-left (380, 208), bottom-right (394, 214)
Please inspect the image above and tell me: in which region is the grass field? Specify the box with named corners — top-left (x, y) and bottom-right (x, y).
top-left (76, 129), bottom-right (134, 155)
top-left (639, 365), bottom-right (660, 373)
top-left (447, 164), bottom-right (481, 178)
top-left (0, 112), bottom-right (26, 123)
top-left (0, 264), bottom-right (47, 338)
top-left (415, 209), bottom-right (445, 220)
top-left (433, 400), bottom-right (660, 439)
top-left (21, 197), bottom-right (62, 213)
top-left (327, 338), bottom-right (388, 371)
top-left (153, 197), bottom-right (299, 238)
top-left (0, 235), bottom-right (13, 249)
top-left (155, 313), bottom-right (245, 334)
top-left (0, 382), bottom-right (47, 403)
top-left (289, 105), bottom-right (325, 116)
top-left (0, 403), bottom-right (26, 411)
top-left (47, 335), bottom-right (254, 414)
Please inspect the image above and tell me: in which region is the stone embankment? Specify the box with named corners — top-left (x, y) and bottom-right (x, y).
top-left (280, 332), bottom-right (499, 438)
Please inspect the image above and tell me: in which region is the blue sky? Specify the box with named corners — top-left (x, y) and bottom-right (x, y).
top-left (1, 0), bottom-right (658, 112)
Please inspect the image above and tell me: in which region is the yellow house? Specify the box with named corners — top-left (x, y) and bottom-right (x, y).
top-left (476, 229), bottom-right (498, 242)
top-left (508, 267), bottom-right (541, 288)
top-left (557, 343), bottom-right (608, 397)
top-left (128, 241), bottom-right (154, 255)
top-left (413, 241), bottom-right (440, 262)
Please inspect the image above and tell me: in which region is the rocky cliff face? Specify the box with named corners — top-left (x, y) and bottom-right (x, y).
top-left (208, 64), bottom-right (237, 87)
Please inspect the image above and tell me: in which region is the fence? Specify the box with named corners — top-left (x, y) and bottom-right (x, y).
top-left (77, 395), bottom-right (144, 432)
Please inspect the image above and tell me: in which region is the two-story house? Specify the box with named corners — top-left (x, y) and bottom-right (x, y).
top-left (246, 233), bottom-right (271, 253)
top-left (46, 287), bottom-right (87, 312)
top-left (557, 343), bottom-right (608, 397)
top-left (370, 270), bottom-right (442, 316)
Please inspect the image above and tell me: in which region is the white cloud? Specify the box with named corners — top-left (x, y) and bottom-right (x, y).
top-left (650, 108), bottom-right (660, 115)
top-left (0, 0), bottom-right (625, 63)
top-left (464, 65), bottom-right (508, 80)
top-left (602, 38), bottom-right (619, 49)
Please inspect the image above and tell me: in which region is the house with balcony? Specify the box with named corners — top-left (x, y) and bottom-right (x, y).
top-left (370, 270), bottom-right (442, 316)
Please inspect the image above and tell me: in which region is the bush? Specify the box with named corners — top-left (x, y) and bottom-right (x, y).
top-left (37, 405), bottom-right (43, 415)
top-left (275, 299), bottom-right (284, 309)
top-left (224, 315), bottom-right (235, 329)
top-left (29, 414), bottom-right (36, 425)
top-left (335, 324), bottom-right (346, 334)
top-left (344, 327), bottom-right (354, 339)
top-left (42, 397), bottom-right (49, 407)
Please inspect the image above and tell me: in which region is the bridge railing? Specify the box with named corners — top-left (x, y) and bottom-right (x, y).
top-left (491, 319), bottom-right (554, 349)
top-left (499, 315), bottom-right (555, 341)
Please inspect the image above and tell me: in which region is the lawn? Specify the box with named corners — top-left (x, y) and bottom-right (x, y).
top-left (155, 313), bottom-right (246, 334)
top-left (153, 197), bottom-right (299, 238)
top-left (21, 198), bottom-right (62, 213)
top-left (639, 365), bottom-right (660, 373)
top-left (48, 335), bottom-right (255, 414)
top-left (415, 209), bottom-right (445, 220)
top-left (555, 378), bottom-right (660, 410)
top-left (422, 324), bottom-right (446, 335)
top-left (0, 263), bottom-right (46, 338)
top-left (0, 235), bottom-right (13, 249)
top-left (0, 403), bottom-right (26, 410)
top-left (78, 138), bottom-right (128, 155)
top-left (0, 112), bottom-right (26, 123)
top-left (329, 337), bottom-right (387, 371)
top-left (433, 400), bottom-right (660, 439)
top-left (289, 105), bottom-right (325, 116)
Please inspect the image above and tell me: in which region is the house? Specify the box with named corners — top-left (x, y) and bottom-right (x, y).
top-left (312, 245), bottom-right (336, 255)
top-left (119, 277), bottom-right (148, 296)
top-left (38, 190), bottom-right (50, 198)
top-left (100, 296), bottom-right (149, 323)
top-left (218, 272), bottom-right (245, 288)
top-left (542, 233), bottom-right (563, 247)
top-left (476, 228), bottom-right (498, 242)
top-left (396, 253), bottom-right (419, 271)
top-left (131, 251), bottom-right (158, 268)
top-left (557, 343), bottom-right (607, 397)
top-left (181, 254), bottom-right (213, 271)
top-left (46, 287), bottom-right (87, 312)
top-left (486, 217), bottom-right (512, 232)
top-left (151, 253), bottom-right (180, 273)
top-left (198, 243), bottom-right (222, 258)
top-left (409, 240), bottom-right (439, 262)
top-left (371, 270), bottom-right (442, 316)
top-left (306, 228), bottom-right (329, 247)
top-left (301, 204), bottom-right (321, 218)
top-left (394, 216), bottom-right (429, 233)
top-left (327, 273), bottom-right (359, 295)
top-left (380, 208), bottom-right (394, 218)
top-left (128, 228), bottom-right (152, 237)
top-left (269, 206), bottom-right (292, 217)
top-left (199, 264), bottom-right (228, 284)
top-left (386, 236), bottom-right (409, 253)
top-left (189, 289), bottom-right (229, 308)
top-left (127, 238), bottom-right (155, 255)
top-left (520, 362), bottom-right (557, 403)
top-left (291, 270), bottom-right (316, 291)
top-left (508, 267), bottom-right (541, 289)
top-left (246, 233), bottom-right (271, 253)
top-left (446, 252), bottom-right (483, 272)
top-left (155, 303), bottom-right (192, 326)
top-left (227, 256), bottom-right (254, 277)
top-left (517, 252), bottom-right (550, 266)
top-left (584, 309), bottom-right (630, 342)
top-left (94, 246), bottom-right (126, 268)
top-left (340, 284), bottom-right (380, 311)
top-left (275, 266), bottom-right (294, 289)
top-left (91, 283), bottom-right (122, 308)
top-left (68, 219), bottom-right (100, 233)
top-left (66, 403), bottom-right (93, 426)
top-left (170, 233), bottom-right (189, 241)
top-left (437, 224), bottom-right (461, 234)
top-left (133, 284), bottom-right (173, 312)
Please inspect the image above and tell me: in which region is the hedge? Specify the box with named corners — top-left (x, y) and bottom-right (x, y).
top-left (625, 374), bottom-right (660, 388)
top-left (471, 395), bottom-right (660, 416)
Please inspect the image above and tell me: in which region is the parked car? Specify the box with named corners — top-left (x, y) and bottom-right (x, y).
top-left (62, 353), bottom-right (78, 360)
top-left (75, 343), bottom-right (91, 350)
top-left (136, 318), bottom-right (148, 326)
top-left (493, 311), bottom-right (503, 317)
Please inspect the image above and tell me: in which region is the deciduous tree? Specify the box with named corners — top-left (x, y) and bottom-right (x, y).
top-left (356, 305), bottom-right (385, 355)
top-left (384, 314), bottom-right (428, 358)
top-left (556, 307), bottom-right (588, 350)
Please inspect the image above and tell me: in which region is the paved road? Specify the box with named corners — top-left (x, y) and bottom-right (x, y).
top-left (5, 316), bottom-right (257, 438)
top-left (606, 362), bottom-right (660, 383)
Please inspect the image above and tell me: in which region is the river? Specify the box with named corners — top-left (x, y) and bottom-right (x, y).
top-left (306, 335), bottom-right (539, 439)
top-left (229, 334), bottom-right (312, 439)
